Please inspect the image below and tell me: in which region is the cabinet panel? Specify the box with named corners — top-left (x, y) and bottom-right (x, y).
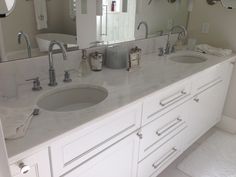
top-left (142, 79), bottom-right (191, 125)
top-left (192, 65), bottom-right (221, 95)
top-left (10, 149), bottom-right (51, 177)
top-left (50, 102), bottom-right (142, 177)
top-left (139, 102), bottom-right (188, 160)
top-left (138, 128), bottom-right (184, 177)
top-left (184, 79), bottom-right (224, 147)
top-left (62, 133), bottom-right (139, 177)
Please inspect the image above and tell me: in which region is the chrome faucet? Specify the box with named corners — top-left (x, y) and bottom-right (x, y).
top-left (137, 21), bottom-right (148, 39)
top-left (17, 31), bottom-right (32, 58)
top-left (165, 25), bottom-right (187, 55)
top-left (48, 40), bottom-right (67, 87)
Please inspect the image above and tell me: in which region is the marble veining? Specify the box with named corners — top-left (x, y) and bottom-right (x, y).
top-left (2, 50), bottom-right (235, 162)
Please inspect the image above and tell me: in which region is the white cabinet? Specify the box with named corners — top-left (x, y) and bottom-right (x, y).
top-left (184, 80), bottom-right (224, 147)
top-left (142, 79), bottom-right (191, 125)
top-left (184, 61), bottom-right (235, 148)
top-left (137, 123), bottom-right (186, 177)
top-left (9, 149), bottom-right (51, 177)
top-left (50, 102), bottom-right (142, 177)
top-left (8, 59), bottom-right (234, 177)
top-left (139, 102), bottom-right (188, 160)
top-left (62, 133), bottom-right (139, 177)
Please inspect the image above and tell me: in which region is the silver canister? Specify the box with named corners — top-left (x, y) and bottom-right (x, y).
top-left (89, 52), bottom-right (103, 71)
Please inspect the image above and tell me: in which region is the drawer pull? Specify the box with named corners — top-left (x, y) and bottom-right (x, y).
top-left (18, 162), bottom-right (30, 174)
top-left (160, 90), bottom-right (187, 107)
top-left (152, 147), bottom-right (177, 169)
top-left (137, 132), bottom-right (143, 139)
top-left (198, 78), bottom-right (222, 91)
top-left (156, 117), bottom-right (183, 136)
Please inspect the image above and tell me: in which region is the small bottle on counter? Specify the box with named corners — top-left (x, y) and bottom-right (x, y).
top-left (78, 49), bottom-right (91, 77)
top-left (127, 46), bottom-right (142, 72)
top-left (89, 52), bottom-right (103, 71)
top-left (111, 1), bottom-right (116, 12)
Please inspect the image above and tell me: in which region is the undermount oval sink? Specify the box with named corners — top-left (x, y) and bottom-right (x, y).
top-left (37, 85), bottom-right (108, 112)
top-left (168, 52), bottom-right (207, 64)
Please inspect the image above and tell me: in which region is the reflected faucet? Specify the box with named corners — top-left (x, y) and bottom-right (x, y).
top-left (17, 31), bottom-right (32, 58)
top-left (48, 40), bottom-right (67, 87)
top-left (165, 25), bottom-right (187, 55)
top-left (137, 21), bottom-right (148, 39)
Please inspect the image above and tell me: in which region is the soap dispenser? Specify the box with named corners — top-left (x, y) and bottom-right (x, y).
top-left (78, 49), bottom-right (91, 77)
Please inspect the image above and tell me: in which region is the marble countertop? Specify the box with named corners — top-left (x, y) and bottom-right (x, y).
top-left (2, 50), bottom-right (235, 162)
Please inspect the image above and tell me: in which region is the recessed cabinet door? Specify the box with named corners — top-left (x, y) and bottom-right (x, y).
top-left (62, 133), bottom-right (139, 177)
top-left (185, 80), bottom-right (224, 147)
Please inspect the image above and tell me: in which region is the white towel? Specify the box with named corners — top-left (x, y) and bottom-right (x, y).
top-left (195, 44), bottom-right (232, 57)
top-left (0, 107), bottom-right (34, 140)
top-left (33, 0), bottom-right (48, 30)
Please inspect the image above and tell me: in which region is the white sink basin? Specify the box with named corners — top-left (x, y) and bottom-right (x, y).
top-left (37, 85), bottom-right (108, 112)
top-left (168, 52), bottom-right (207, 64)
top-left (36, 33), bottom-right (78, 52)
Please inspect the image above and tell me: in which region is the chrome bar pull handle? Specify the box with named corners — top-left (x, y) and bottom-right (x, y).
top-left (160, 90), bottom-right (187, 107)
top-left (156, 117), bottom-right (183, 136)
top-left (152, 147), bottom-right (177, 169)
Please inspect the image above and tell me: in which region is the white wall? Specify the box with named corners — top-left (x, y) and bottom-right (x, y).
top-left (136, 0), bottom-right (188, 37)
top-left (188, 0), bottom-right (236, 119)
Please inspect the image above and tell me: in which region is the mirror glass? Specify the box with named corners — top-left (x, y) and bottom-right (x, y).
top-left (0, 0), bottom-right (77, 62)
top-left (96, 0), bottom-right (189, 45)
top-left (0, 0), bottom-right (15, 17)
top-left (221, 0), bottom-right (236, 8)
top-left (0, 0), bottom-right (189, 63)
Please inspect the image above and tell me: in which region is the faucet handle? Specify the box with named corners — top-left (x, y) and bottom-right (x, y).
top-left (63, 70), bottom-right (72, 83)
top-left (26, 77), bottom-right (42, 91)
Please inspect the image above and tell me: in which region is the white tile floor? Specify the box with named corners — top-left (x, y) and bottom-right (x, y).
top-left (158, 128), bottom-right (218, 177)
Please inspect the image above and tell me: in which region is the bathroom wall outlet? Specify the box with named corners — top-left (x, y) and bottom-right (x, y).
top-left (201, 23), bottom-right (210, 34)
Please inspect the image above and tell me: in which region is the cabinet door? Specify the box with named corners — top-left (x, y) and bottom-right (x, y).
top-left (62, 133), bottom-right (139, 177)
top-left (9, 149), bottom-right (51, 177)
top-left (185, 80), bottom-right (224, 147)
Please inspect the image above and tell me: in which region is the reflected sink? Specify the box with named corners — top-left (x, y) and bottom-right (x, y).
top-left (37, 85), bottom-right (108, 112)
top-left (168, 52), bottom-right (207, 64)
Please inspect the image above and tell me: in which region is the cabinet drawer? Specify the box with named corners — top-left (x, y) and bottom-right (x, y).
top-left (10, 149), bottom-right (51, 177)
top-left (139, 102), bottom-right (188, 160)
top-left (138, 132), bottom-right (184, 177)
top-left (142, 79), bottom-right (191, 125)
top-left (192, 65), bottom-right (222, 94)
top-left (62, 133), bottom-right (139, 177)
top-left (50, 102), bottom-right (142, 177)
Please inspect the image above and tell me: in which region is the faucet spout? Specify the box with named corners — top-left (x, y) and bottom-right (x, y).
top-left (137, 21), bottom-right (148, 39)
top-left (17, 31), bottom-right (32, 58)
top-left (165, 25), bottom-right (188, 55)
top-left (48, 40), bottom-right (68, 87)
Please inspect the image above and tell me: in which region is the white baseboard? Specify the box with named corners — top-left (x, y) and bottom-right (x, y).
top-left (216, 115), bottom-right (236, 134)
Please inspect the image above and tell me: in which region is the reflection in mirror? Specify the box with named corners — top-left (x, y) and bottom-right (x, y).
top-left (207, 0), bottom-right (236, 8)
top-left (0, 0), bottom-right (190, 62)
top-left (96, 0), bottom-right (136, 45)
top-left (96, 0), bottom-right (189, 45)
top-left (221, 0), bottom-right (236, 8)
top-left (0, 0), bottom-right (77, 62)
top-left (0, 0), bottom-right (15, 17)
